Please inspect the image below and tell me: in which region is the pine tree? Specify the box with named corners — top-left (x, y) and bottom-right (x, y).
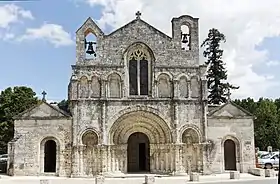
top-left (201, 28), bottom-right (239, 105)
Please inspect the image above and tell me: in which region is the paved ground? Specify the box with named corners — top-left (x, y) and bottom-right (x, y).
top-left (0, 173), bottom-right (278, 184)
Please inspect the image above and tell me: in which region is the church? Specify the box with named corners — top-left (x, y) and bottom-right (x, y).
top-left (7, 12), bottom-right (256, 177)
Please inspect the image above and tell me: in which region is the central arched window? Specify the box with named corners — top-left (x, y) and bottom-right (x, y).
top-left (128, 46), bottom-right (151, 96)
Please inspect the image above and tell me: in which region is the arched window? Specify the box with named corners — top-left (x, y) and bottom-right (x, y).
top-left (128, 45), bottom-right (152, 96)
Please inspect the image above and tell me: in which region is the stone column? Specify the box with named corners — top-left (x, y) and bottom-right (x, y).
top-left (201, 79), bottom-right (207, 101)
top-left (202, 144), bottom-right (211, 175)
top-left (174, 103), bottom-right (179, 143)
top-left (100, 145), bottom-right (108, 174)
top-left (101, 79), bottom-right (106, 98)
top-left (104, 79), bottom-right (108, 98)
top-left (187, 81), bottom-right (191, 99)
top-left (112, 148), bottom-right (115, 172)
top-left (150, 145), bottom-right (155, 172)
top-left (79, 144), bottom-right (86, 176)
top-left (107, 146), bottom-right (111, 172)
top-left (121, 79), bottom-right (125, 98)
top-left (154, 80), bottom-right (158, 97)
top-left (174, 144), bottom-right (180, 172)
top-left (156, 151), bottom-right (160, 171)
top-left (71, 145), bottom-right (79, 177)
top-left (101, 102), bottom-right (107, 145)
top-left (173, 144), bottom-right (185, 175)
top-left (173, 80), bottom-right (179, 98)
top-left (120, 145), bottom-right (126, 173)
top-left (88, 81), bottom-right (92, 98)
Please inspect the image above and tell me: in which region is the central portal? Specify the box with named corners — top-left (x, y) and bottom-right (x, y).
top-left (127, 132), bottom-right (150, 172)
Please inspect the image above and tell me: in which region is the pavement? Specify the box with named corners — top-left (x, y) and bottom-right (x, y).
top-left (0, 173), bottom-right (278, 184)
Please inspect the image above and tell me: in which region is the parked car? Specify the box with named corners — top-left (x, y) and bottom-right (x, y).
top-left (0, 154), bottom-right (8, 173)
top-left (257, 151), bottom-right (269, 158)
top-left (258, 152), bottom-right (279, 169)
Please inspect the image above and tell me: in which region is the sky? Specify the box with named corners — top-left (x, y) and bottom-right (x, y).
top-left (0, 0), bottom-right (280, 102)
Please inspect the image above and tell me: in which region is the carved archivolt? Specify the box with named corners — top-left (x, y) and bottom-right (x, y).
top-left (82, 131), bottom-right (98, 146)
top-left (182, 128), bottom-right (200, 144)
top-left (109, 111), bottom-right (172, 144)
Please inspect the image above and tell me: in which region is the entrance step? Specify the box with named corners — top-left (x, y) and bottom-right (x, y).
top-left (104, 173), bottom-right (171, 178)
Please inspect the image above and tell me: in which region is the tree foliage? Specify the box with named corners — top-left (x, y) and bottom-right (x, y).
top-left (57, 99), bottom-right (71, 115)
top-left (0, 86), bottom-right (39, 154)
top-left (201, 28), bottom-right (239, 105)
top-left (234, 98), bottom-right (280, 150)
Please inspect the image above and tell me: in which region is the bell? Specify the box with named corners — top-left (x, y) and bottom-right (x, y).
top-left (181, 33), bottom-right (189, 44)
top-left (86, 42), bottom-right (96, 57)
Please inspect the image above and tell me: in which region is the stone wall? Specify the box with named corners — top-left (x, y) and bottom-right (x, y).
top-left (9, 118), bottom-right (72, 176)
top-left (69, 14), bottom-right (210, 177)
top-left (207, 107), bottom-right (255, 173)
top-left (75, 15), bottom-right (199, 67)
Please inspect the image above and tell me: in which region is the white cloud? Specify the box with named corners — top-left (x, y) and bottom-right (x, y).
top-left (0, 4), bottom-right (33, 29)
top-left (266, 60), bottom-right (280, 67)
top-left (84, 0), bottom-right (280, 99)
top-left (0, 4), bottom-right (33, 40)
top-left (18, 23), bottom-right (74, 47)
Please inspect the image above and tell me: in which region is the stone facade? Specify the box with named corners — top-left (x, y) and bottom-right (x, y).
top-left (7, 13), bottom-right (256, 177)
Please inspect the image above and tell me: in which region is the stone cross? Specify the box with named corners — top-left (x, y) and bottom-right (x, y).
top-left (135, 11), bottom-right (141, 19)
top-left (226, 88), bottom-right (231, 101)
top-left (42, 91), bottom-right (47, 102)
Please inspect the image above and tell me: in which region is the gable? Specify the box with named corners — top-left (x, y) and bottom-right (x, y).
top-left (208, 101), bottom-right (253, 119)
top-left (107, 19), bottom-right (172, 41)
top-left (14, 102), bottom-right (71, 120)
top-left (76, 17), bottom-right (104, 37)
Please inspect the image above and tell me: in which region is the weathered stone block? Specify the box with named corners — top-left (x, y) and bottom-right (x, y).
top-left (249, 168), bottom-right (265, 177)
top-left (95, 175), bottom-right (105, 184)
top-left (189, 172), bottom-right (199, 181)
top-left (40, 180), bottom-right (49, 184)
top-left (230, 171), bottom-right (240, 179)
top-left (144, 175), bottom-right (155, 184)
top-left (265, 169), bottom-right (275, 177)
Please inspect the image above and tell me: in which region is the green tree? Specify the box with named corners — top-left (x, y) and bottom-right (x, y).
top-left (57, 99), bottom-right (71, 115)
top-left (233, 97), bottom-right (258, 114)
top-left (273, 98), bottom-right (280, 112)
top-left (201, 28), bottom-right (239, 105)
top-left (0, 86), bottom-right (39, 154)
top-left (254, 98), bottom-right (280, 150)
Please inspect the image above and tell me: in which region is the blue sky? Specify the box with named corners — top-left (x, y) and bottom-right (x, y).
top-left (0, 0), bottom-right (105, 101)
top-left (0, 0), bottom-right (280, 101)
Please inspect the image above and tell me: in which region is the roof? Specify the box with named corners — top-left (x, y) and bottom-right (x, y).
top-left (13, 100), bottom-right (71, 120)
top-left (106, 18), bottom-right (172, 41)
top-left (208, 100), bottom-right (254, 118)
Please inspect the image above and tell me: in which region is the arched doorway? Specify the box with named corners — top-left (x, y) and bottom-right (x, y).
top-left (44, 140), bottom-right (57, 172)
top-left (224, 139), bottom-right (237, 170)
top-left (127, 132), bottom-right (150, 172)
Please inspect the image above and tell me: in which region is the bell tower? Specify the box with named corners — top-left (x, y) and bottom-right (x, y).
top-left (68, 18), bottom-right (104, 103)
top-left (75, 17), bottom-right (104, 64)
top-left (171, 15), bottom-right (199, 65)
